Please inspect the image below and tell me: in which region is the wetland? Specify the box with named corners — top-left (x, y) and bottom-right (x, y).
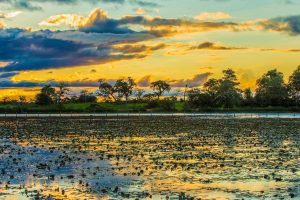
top-left (0, 116), bottom-right (299, 199)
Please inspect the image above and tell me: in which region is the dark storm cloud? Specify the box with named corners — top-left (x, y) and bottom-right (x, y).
top-left (0, 27), bottom-right (155, 72)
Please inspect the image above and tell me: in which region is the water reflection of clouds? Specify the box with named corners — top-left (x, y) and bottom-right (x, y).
top-left (0, 117), bottom-right (299, 199)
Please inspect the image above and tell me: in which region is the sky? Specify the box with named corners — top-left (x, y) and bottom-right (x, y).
top-left (1, 0), bottom-right (300, 99)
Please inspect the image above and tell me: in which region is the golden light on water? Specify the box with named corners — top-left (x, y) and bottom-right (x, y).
top-left (0, 117), bottom-right (299, 199)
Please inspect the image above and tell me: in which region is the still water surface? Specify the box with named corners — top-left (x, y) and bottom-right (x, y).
top-left (0, 117), bottom-right (299, 199)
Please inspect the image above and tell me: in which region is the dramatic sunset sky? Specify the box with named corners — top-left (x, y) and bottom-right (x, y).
top-left (0, 0), bottom-right (300, 99)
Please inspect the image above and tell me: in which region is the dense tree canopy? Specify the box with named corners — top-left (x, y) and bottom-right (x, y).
top-left (288, 66), bottom-right (300, 104)
top-left (215, 69), bottom-right (242, 108)
top-left (255, 69), bottom-right (288, 106)
top-left (35, 85), bottom-right (56, 105)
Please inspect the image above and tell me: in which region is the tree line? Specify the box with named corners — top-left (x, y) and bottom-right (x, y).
top-left (186, 67), bottom-right (299, 109)
top-left (1, 66), bottom-right (300, 110)
top-left (30, 77), bottom-right (173, 106)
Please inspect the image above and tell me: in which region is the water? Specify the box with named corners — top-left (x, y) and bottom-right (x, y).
top-left (0, 117), bottom-right (299, 199)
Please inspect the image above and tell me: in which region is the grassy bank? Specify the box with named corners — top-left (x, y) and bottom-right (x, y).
top-left (1, 102), bottom-right (300, 113)
top-left (0, 102), bottom-right (154, 113)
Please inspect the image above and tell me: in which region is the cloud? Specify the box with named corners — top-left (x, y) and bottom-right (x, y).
top-left (168, 73), bottom-right (213, 87)
top-left (135, 8), bottom-right (146, 15)
top-left (2, 8), bottom-right (300, 79)
top-left (191, 41), bottom-right (246, 50)
top-left (113, 43), bottom-right (167, 54)
top-left (235, 15), bottom-right (300, 36)
top-left (130, 0), bottom-right (159, 8)
top-left (0, 79), bottom-right (101, 88)
top-left (0, 74), bottom-right (211, 88)
top-left (40, 8), bottom-right (238, 37)
top-left (19, 8), bottom-right (250, 74)
top-left (39, 14), bottom-right (87, 27)
top-left (0, 72), bottom-right (19, 79)
top-left (136, 73), bottom-right (213, 88)
top-left (0, 11), bottom-right (22, 18)
top-left (137, 75), bottom-right (151, 87)
top-left (0, 21), bottom-right (6, 28)
top-left (39, 8), bottom-right (108, 28)
top-left (0, 28), bottom-right (153, 72)
top-left (189, 41), bottom-right (300, 52)
top-left (260, 15), bottom-right (300, 35)
top-left (260, 48), bottom-right (300, 52)
top-left (0, 0), bottom-right (159, 10)
top-left (0, 0), bottom-right (86, 11)
top-left (194, 12), bottom-right (232, 21)
top-left (3, 0), bottom-right (42, 11)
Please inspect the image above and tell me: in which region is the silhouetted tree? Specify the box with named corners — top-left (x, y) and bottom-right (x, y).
top-left (114, 77), bottom-right (136, 102)
top-left (98, 79), bottom-right (117, 101)
top-left (203, 78), bottom-right (220, 105)
top-left (78, 90), bottom-right (97, 103)
top-left (242, 88), bottom-right (255, 106)
top-left (56, 82), bottom-right (69, 104)
top-left (288, 65), bottom-right (300, 104)
top-left (41, 85), bottom-right (56, 97)
top-left (35, 93), bottom-right (53, 105)
top-left (150, 80), bottom-right (171, 100)
top-left (35, 85), bottom-right (55, 105)
top-left (187, 88), bottom-right (201, 106)
top-left (143, 93), bottom-right (156, 101)
top-left (186, 88), bottom-right (212, 108)
top-left (18, 96), bottom-right (26, 104)
top-left (1, 97), bottom-right (10, 105)
top-left (255, 69), bottom-right (288, 106)
top-left (215, 69), bottom-right (242, 108)
top-left (134, 88), bottom-right (145, 101)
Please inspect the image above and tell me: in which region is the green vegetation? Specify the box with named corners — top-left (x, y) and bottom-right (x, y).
top-left (2, 101), bottom-right (300, 113)
top-left (0, 102), bottom-right (145, 113)
top-left (2, 66), bottom-right (300, 113)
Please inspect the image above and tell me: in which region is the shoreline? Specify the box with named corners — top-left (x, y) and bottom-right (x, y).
top-left (1, 112), bottom-right (300, 119)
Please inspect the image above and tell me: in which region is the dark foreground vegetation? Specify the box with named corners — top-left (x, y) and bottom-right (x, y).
top-left (2, 66), bottom-right (300, 113)
top-left (0, 116), bottom-right (299, 199)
